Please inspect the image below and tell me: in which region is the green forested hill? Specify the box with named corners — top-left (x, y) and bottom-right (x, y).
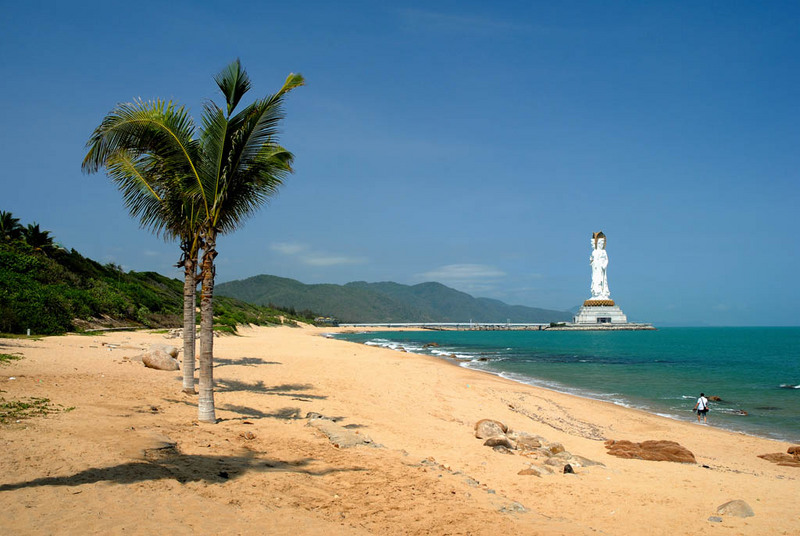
top-left (0, 242), bottom-right (313, 335)
top-left (216, 275), bottom-right (572, 324)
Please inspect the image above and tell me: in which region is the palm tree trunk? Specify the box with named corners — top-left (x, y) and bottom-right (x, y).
top-left (181, 255), bottom-right (197, 394)
top-left (197, 232), bottom-right (218, 422)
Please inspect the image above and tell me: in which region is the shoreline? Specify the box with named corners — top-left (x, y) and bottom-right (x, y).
top-left (1, 325), bottom-right (798, 535)
top-left (334, 327), bottom-right (800, 445)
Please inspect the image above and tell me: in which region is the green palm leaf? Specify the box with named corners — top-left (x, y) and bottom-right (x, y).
top-left (214, 58), bottom-right (251, 116)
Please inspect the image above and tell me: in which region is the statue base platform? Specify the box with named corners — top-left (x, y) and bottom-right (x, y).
top-left (583, 299), bottom-right (615, 306)
top-left (572, 304), bottom-right (628, 325)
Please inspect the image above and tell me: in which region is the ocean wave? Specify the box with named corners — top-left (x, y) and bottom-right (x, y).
top-left (779, 384), bottom-right (800, 389)
top-left (364, 339), bottom-right (415, 353)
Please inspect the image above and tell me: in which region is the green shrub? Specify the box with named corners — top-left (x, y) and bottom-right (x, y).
top-left (0, 237), bottom-right (317, 335)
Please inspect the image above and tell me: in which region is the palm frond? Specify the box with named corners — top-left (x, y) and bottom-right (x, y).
top-left (219, 75), bottom-right (303, 200)
top-left (214, 59), bottom-right (251, 116)
top-left (82, 99), bottom-right (201, 189)
top-left (83, 98), bottom-right (209, 222)
top-left (215, 146), bottom-right (294, 235)
top-left (278, 73), bottom-right (305, 96)
top-left (198, 100), bottom-right (229, 216)
top-left (0, 211), bottom-right (24, 241)
top-left (106, 151), bottom-right (173, 236)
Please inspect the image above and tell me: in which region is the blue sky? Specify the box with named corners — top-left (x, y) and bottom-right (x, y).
top-left (2, 1), bottom-right (798, 326)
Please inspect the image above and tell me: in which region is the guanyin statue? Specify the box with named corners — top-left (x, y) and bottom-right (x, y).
top-left (589, 231), bottom-right (610, 300)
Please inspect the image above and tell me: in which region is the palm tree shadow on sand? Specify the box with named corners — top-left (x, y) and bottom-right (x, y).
top-left (220, 404), bottom-right (304, 420)
top-left (214, 379), bottom-right (326, 400)
top-left (214, 357), bottom-right (282, 368)
top-left (163, 398), bottom-right (331, 422)
top-left (0, 446), bottom-right (365, 492)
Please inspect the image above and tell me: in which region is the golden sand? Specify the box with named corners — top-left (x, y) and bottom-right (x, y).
top-left (1, 325), bottom-right (797, 535)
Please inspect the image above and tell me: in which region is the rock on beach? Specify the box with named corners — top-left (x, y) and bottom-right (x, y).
top-left (604, 439), bottom-right (696, 464)
top-left (140, 345), bottom-right (180, 371)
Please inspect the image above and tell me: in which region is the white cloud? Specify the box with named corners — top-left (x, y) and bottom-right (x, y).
top-left (414, 264), bottom-right (510, 297)
top-left (420, 264), bottom-right (506, 281)
top-left (271, 242), bottom-right (308, 256)
top-left (303, 254), bottom-right (367, 267)
top-left (271, 242), bottom-right (366, 267)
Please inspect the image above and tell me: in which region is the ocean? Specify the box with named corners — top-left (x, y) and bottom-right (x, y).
top-left (335, 327), bottom-right (800, 443)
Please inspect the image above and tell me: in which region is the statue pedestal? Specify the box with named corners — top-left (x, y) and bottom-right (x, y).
top-left (573, 302), bottom-right (628, 324)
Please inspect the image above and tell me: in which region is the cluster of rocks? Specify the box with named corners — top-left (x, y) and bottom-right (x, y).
top-left (474, 419), bottom-right (603, 476)
top-left (757, 445), bottom-right (800, 468)
top-left (604, 439), bottom-right (697, 464)
top-left (163, 329), bottom-right (184, 339)
top-left (704, 395), bottom-right (749, 416)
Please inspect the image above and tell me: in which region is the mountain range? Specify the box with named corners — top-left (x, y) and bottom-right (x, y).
top-left (215, 275), bottom-right (572, 324)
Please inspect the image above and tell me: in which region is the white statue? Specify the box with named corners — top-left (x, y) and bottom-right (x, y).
top-left (589, 231), bottom-right (610, 300)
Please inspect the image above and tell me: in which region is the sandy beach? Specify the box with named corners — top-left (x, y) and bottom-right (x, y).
top-left (1, 324), bottom-right (797, 535)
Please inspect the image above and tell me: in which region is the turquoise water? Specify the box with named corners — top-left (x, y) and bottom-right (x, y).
top-left (336, 327), bottom-right (800, 443)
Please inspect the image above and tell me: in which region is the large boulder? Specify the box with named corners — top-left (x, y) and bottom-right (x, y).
top-left (604, 439), bottom-right (696, 464)
top-left (141, 345), bottom-right (180, 371)
top-left (475, 419), bottom-right (508, 439)
top-left (716, 500), bottom-right (754, 518)
top-left (757, 452), bottom-right (800, 468)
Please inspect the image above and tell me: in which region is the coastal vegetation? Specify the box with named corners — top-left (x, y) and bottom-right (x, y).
top-left (0, 214), bottom-right (315, 336)
top-left (0, 353), bottom-right (23, 364)
top-left (0, 396), bottom-right (74, 424)
top-left (82, 60), bottom-right (303, 421)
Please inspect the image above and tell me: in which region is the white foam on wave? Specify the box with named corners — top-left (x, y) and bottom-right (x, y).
top-left (653, 411), bottom-right (683, 420)
top-left (362, 338), bottom-right (474, 359)
top-left (481, 368), bottom-right (675, 415)
top-left (364, 339), bottom-right (411, 352)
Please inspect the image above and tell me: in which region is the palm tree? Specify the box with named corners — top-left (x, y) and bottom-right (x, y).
top-left (0, 211), bottom-right (23, 241)
top-left (194, 61), bottom-right (300, 422)
top-left (84, 112), bottom-right (204, 394)
top-left (22, 223), bottom-right (57, 254)
top-left (83, 60), bottom-right (302, 421)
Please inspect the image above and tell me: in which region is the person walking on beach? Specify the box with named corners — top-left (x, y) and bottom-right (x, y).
top-left (694, 393), bottom-right (709, 423)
